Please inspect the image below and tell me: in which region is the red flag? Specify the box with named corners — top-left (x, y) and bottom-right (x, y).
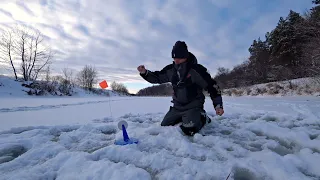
top-left (99, 80), bottom-right (108, 89)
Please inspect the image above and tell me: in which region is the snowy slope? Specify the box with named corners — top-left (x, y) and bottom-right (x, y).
top-left (0, 75), bottom-right (31, 97)
top-left (0, 96), bottom-right (320, 180)
top-left (0, 75), bottom-right (121, 97)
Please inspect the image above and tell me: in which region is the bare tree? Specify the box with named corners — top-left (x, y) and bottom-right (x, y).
top-left (13, 28), bottom-right (53, 81)
top-left (44, 65), bottom-right (51, 82)
top-left (58, 68), bottom-right (74, 94)
top-left (0, 28), bottom-right (18, 79)
top-left (62, 68), bottom-right (74, 84)
top-left (77, 65), bottom-right (98, 90)
top-left (215, 67), bottom-right (230, 77)
top-left (111, 81), bottom-right (129, 94)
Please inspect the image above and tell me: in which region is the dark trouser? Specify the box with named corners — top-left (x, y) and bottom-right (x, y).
top-left (161, 106), bottom-right (206, 136)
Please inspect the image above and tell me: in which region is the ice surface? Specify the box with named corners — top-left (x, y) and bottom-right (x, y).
top-left (1, 74), bottom-right (320, 180)
top-left (0, 94), bottom-right (319, 179)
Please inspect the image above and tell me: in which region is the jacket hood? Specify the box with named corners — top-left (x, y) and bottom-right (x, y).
top-left (187, 52), bottom-right (198, 64)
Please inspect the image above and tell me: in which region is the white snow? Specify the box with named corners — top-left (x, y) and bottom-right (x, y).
top-left (1, 76), bottom-right (320, 180)
top-left (0, 75), bottom-right (30, 97)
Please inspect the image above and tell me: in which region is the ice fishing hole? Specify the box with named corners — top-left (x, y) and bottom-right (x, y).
top-left (0, 145), bottom-right (27, 164)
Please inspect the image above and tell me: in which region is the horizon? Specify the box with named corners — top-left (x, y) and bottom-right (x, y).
top-left (0, 0), bottom-right (313, 94)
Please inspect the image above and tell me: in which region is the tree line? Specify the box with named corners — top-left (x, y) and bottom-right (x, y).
top-left (214, 0), bottom-right (320, 89)
top-left (136, 83), bottom-right (173, 96)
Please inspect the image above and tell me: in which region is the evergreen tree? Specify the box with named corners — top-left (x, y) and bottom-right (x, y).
top-left (268, 11), bottom-right (304, 69)
top-left (190, 1), bottom-right (320, 92)
top-left (248, 38), bottom-right (270, 82)
top-left (310, 0), bottom-right (320, 19)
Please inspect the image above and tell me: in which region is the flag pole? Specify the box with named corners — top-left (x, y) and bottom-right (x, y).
top-left (99, 80), bottom-right (112, 117)
top-left (108, 91), bottom-right (112, 117)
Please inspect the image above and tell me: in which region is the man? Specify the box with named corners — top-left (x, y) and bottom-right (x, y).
top-left (137, 41), bottom-right (224, 136)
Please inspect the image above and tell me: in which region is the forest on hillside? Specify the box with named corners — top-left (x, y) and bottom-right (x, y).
top-left (214, 0), bottom-right (320, 89)
top-left (137, 1), bottom-right (320, 96)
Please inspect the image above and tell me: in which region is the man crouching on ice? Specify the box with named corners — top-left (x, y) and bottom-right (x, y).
top-left (137, 41), bottom-right (224, 136)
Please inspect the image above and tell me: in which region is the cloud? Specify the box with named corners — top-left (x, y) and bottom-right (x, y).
top-left (209, 0), bottom-right (232, 8)
top-left (0, 0), bottom-right (313, 92)
top-left (0, 8), bottom-right (13, 18)
top-left (16, 1), bottom-right (35, 17)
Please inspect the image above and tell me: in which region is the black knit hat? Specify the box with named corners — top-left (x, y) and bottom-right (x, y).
top-left (171, 41), bottom-right (189, 59)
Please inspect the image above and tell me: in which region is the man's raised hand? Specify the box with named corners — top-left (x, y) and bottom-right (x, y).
top-left (137, 65), bottom-right (146, 74)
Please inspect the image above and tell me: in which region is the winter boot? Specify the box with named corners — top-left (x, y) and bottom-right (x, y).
top-left (200, 111), bottom-right (211, 124)
top-left (179, 125), bottom-right (196, 136)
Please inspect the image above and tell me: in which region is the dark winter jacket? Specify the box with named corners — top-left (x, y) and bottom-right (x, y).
top-left (140, 52), bottom-right (223, 111)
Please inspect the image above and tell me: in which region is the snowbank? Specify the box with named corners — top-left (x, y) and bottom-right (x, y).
top-left (223, 77), bottom-right (320, 97)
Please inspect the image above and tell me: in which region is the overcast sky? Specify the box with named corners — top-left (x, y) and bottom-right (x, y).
top-left (0, 0), bottom-right (313, 93)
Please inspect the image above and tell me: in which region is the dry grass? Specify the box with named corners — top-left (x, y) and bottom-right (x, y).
top-left (245, 88), bottom-right (252, 95)
top-left (222, 77), bottom-right (319, 97)
top-left (257, 87), bottom-right (267, 94)
top-left (266, 83), bottom-right (275, 88)
top-left (297, 87), bottom-right (303, 95)
top-left (223, 89), bottom-right (232, 96)
top-left (235, 89), bottom-right (244, 96)
top-left (267, 83), bottom-right (284, 95)
top-left (267, 88), bottom-right (279, 95)
top-left (304, 86), bottom-right (313, 94)
top-left (287, 81), bottom-right (298, 90)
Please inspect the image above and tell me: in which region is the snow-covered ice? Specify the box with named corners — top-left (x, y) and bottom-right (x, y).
top-left (0, 96), bottom-right (320, 180)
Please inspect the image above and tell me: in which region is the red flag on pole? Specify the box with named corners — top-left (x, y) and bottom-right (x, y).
top-left (99, 80), bottom-right (108, 89)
